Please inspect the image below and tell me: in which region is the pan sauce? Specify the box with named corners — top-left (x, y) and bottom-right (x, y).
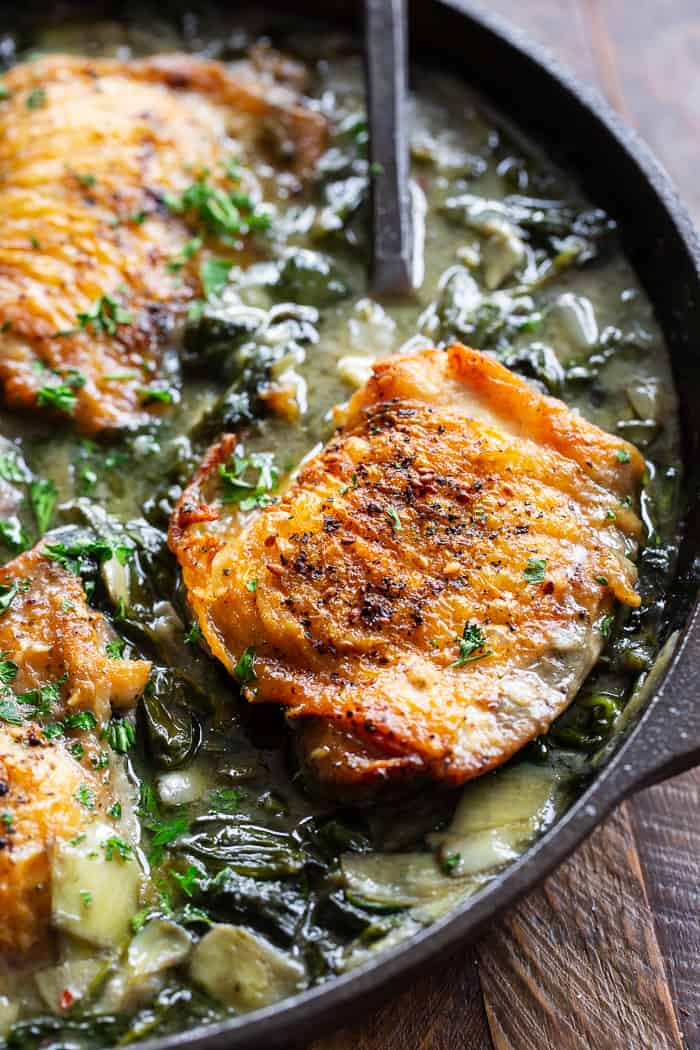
top-left (0, 11), bottom-right (682, 1047)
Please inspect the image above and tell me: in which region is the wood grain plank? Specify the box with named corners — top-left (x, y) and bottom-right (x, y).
top-left (630, 774), bottom-right (700, 1048)
top-left (310, 946), bottom-right (491, 1050)
top-left (477, 804), bottom-right (683, 1049)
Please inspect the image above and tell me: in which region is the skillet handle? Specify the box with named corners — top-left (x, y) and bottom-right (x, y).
top-left (611, 625), bottom-right (700, 796)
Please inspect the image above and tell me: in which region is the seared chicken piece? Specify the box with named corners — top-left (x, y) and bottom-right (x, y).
top-left (169, 344), bottom-right (644, 791)
top-left (0, 52), bottom-right (325, 433)
top-left (0, 545), bottom-right (151, 954)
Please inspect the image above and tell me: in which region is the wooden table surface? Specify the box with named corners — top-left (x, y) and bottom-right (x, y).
top-left (310, 2), bottom-right (700, 1047)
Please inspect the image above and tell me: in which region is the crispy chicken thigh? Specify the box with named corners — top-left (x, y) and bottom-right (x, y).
top-left (170, 344), bottom-right (644, 792)
top-left (0, 545), bottom-right (151, 954)
top-left (0, 52), bottom-right (325, 433)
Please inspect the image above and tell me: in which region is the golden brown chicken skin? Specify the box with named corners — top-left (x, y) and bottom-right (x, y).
top-left (0, 52), bottom-right (326, 433)
top-left (0, 545), bottom-right (151, 954)
top-left (169, 344), bottom-right (645, 792)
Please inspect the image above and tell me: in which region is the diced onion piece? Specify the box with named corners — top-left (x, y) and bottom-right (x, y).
top-left (35, 957), bottom-right (106, 1014)
top-left (156, 768), bottom-right (208, 807)
top-left (190, 925), bottom-right (305, 1010)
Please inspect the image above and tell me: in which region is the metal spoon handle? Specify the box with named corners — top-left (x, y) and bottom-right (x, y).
top-left (364, 0), bottom-right (413, 298)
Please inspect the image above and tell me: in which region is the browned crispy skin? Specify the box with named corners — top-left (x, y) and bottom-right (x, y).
top-left (0, 545), bottom-right (151, 954)
top-left (0, 53), bottom-right (326, 433)
top-left (170, 344), bottom-right (645, 791)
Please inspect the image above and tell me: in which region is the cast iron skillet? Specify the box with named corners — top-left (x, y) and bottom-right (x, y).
top-left (13, 0), bottom-right (700, 1046)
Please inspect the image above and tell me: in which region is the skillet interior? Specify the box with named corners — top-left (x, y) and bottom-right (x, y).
top-left (1, 2), bottom-right (699, 1047)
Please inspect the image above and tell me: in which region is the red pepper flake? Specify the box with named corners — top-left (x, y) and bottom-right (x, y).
top-left (60, 989), bottom-right (74, 1011)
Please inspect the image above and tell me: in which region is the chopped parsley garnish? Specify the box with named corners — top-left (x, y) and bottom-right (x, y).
top-left (385, 506), bottom-right (403, 532)
top-left (105, 638), bottom-right (125, 660)
top-left (37, 370), bottom-right (85, 415)
top-left (0, 654), bottom-right (18, 686)
top-left (30, 478), bottom-right (58, 535)
top-left (452, 621), bottom-right (493, 668)
top-left (108, 802), bottom-right (122, 820)
top-left (172, 865), bottom-right (199, 897)
top-left (0, 518), bottom-right (27, 551)
top-left (75, 294), bottom-right (133, 336)
top-left (69, 741), bottom-right (84, 761)
top-left (163, 172), bottom-right (271, 244)
top-left (594, 575), bottom-right (609, 586)
top-left (30, 236), bottom-right (41, 250)
top-left (104, 836), bottom-right (134, 862)
top-left (599, 614), bottom-right (615, 637)
top-left (442, 851), bottom-right (462, 873)
top-left (219, 451), bottom-right (279, 511)
top-left (200, 257), bottom-right (232, 299)
top-left (0, 695), bottom-right (22, 725)
top-left (103, 718), bottom-right (135, 753)
top-left (208, 786), bottom-right (245, 811)
top-left (137, 384), bottom-right (175, 405)
top-left (523, 557), bottom-right (547, 584)
top-left (80, 889), bottom-right (93, 908)
top-left (44, 536), bottom-right (131, 575)
top-left (0, 452), bottom-right (27, 483)
top-left (245, 579), bottom-right (257, 593)
top-left (75, 172), bottom-right (96, 187)
top-left (74, 784), bottom-right (96, 810)
top-left (64, 710), bottom-right (98, 731)
top-left (26, 87), bottom-right (46, 110)
top-left (17, 674), bottom-right (68, 717)
top-left (149, 815), bottom-right (188, 864)
top-left (616, 449), bottom-right (631, 464)
top-left (0, 581), bottom-right (17, 617)
top-left (234, 646), bottom-right (256, 685)
top-left (1, 811), bottom-right (13, 829)
top-left (166, 236), bottom-right (202, 273)
top-left (184, 621), bottom-right (202, 645)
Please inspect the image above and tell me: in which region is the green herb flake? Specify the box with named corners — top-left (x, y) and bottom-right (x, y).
top-left (108, 802), bottom-right (122, 821)
top-left (65, 710), bottom-right (98, 732)
top-left (0, 653), bottom-right (18, 686)
top-left (1, 811), bottom-right (13, 830)
top-left (26, 87), bottom-right (47, 110)
top-left (0, 519), bottom-right (28, 552)
top-left (385, 506), bottom-right (403, 532)
top-left (442, 851), bottom-right (461, 873)
top-left (200, 257), bottom-right (233, 299)
top-left (137, 385), bottom-right (175, 405)
top-left (79, 889), bottom-right (93, 908)
top-left (172, 865), bottom-right (199, 897)
top-left (234, 645), bottom-right (256, 685)
top-left (523, 557), bottom-right (547, 584)
top-left (30, 478), bottom-right (58, 535)
top-left (105, 638), bottom-right (125, 660)
top-left (166, 236), bottom-right (203, 273)
top-left (104, 836), bottom-right (134, 863)
top-left (74, 784), bottom-right (96, 810)
top-left (616, 449), bottom-right (631, 464)
top-left (184, 621), bottom-right (202, 645)
top-left (599, 614), bottom-right (615, 637)
top-left (219, 450), bottom-right (279, 510)
top-left (594, 575), bottom-right (609, 586)
top-left (103, 718), bottom-right (135, 753)
top-left (76, 294), bottom-right (133, 336)
top-left (452, 621), bottom-right (493, 668)
top-left (245, 578), bottom-right (257, 593)
top-left (0, 581), bottom-right (17, 617)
